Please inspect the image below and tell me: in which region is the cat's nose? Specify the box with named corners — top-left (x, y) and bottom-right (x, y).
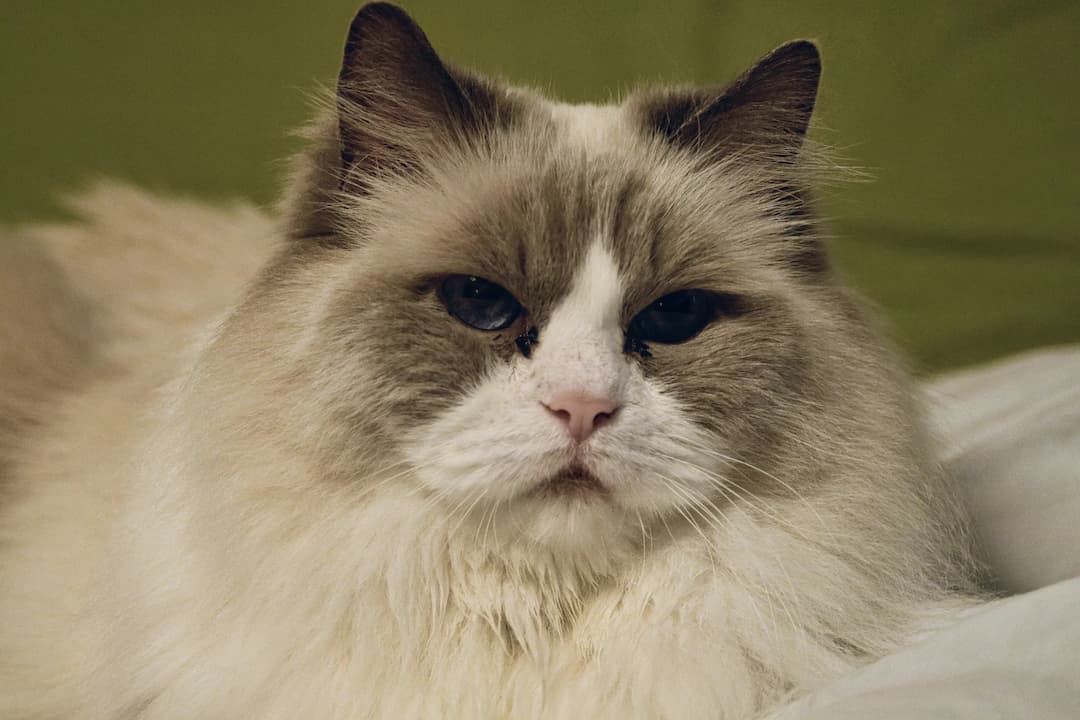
top-left (542, 392), bottom-right (619, 443)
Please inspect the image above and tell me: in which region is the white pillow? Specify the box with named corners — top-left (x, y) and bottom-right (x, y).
top-left (767, 348), bottom-right (1080, 720)
top-left (769, 576), bottom-right (1080, 720)
top-left (924, 345), bottom-right (1080, 593)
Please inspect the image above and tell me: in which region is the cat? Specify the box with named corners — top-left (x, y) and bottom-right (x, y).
top-left (0, 3), bottom-right (982, 718)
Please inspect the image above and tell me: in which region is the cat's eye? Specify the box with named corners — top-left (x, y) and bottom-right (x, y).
top-left (438, 275), bottom-right (522, 331)
top-left (629, 289), bottom-right (723, 345)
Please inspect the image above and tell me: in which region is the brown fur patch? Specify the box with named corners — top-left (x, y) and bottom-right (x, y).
top-left (0, 240), bottom-right (99, 498)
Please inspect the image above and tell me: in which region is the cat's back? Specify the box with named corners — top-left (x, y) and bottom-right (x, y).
top-left (0, 183), bottom-right (276, 716)
top-left (1, 182), bottom-right (276, 489)
top-left (0, 237), bottom-right (99, 492)
top-left (16, 183), bottom-right (278, 361)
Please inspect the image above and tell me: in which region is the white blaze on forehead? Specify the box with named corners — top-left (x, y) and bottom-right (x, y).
top-left (559, 241), bottom-right (623, 329)
top-left (549, 102), bottom-right (624, 152)
top-left (529, 241), bottom-right (627, 400)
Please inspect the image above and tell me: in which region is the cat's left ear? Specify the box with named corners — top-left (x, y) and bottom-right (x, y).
top-left (638, 40), bottom-right (821, 161)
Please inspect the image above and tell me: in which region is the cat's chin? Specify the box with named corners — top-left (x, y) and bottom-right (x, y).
top-left (482, 465), bottom-right (638, 553)
top-left (501, 491), bottom-right (633, 554)
top-left (409, 449), bottom-right (655, 554)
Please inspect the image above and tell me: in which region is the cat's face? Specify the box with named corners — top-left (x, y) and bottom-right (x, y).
top-left (259, 4), bottom-right (839, 549)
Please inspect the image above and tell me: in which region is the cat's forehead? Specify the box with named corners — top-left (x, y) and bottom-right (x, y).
top-left (360, 99), bottom-right (783, 322)
top-left (453, 101), bottom-right (766, 315)
top-left (548, 102), bottom-right (626, 150)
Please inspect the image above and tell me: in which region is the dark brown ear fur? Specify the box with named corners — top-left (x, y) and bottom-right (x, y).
top-left (637, 41), bottom-right (827, 274)
top-left (283, 3), bottom-right (518, 244)
top-left (642, 40), bottom-right (821, 161)
top-left (336, 3), bottom-right (511, 191)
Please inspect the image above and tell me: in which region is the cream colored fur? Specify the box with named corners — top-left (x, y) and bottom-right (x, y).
top-left (1, 14), bottom-right (983, 715)
top-left (0, 185), bottom-right (274, 717)
top-left (1, 181), bottom-right (977, 720)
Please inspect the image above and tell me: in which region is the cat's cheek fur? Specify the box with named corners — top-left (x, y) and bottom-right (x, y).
top-left (404, 361), bottom-right (570, 504)
top-left (588, 379), bottom-right (728, 515)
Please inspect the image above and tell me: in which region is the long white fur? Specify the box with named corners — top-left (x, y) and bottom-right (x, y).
top-left (0, 103), bottom-right (979, 720)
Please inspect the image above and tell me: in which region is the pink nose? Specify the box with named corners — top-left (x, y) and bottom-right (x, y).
top-left (542, 392), bottom-right (619, 442)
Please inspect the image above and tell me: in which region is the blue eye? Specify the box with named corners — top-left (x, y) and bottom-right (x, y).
top-left (438, 275), bottom-right (522, 331)
top-left (629, 289), bottom-right (723, 344)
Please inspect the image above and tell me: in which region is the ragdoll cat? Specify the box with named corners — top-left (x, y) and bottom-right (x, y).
top-left (0, 3), bottom-right (980, 718)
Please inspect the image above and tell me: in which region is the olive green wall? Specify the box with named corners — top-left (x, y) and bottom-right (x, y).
top-left (3, 1), bottom-right (1078, 371)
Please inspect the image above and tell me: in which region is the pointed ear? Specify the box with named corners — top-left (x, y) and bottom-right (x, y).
top-left (335, 3), bottom-right (500, 189)
top-left (641, 40), bottom-right (821, 161)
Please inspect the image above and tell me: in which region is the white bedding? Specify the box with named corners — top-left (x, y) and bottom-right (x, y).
top-left (775, 346), bottom-right (1080, 718)
top-left (928, 346), bottom-right (1080, 592)
top-left (772, 577), bottom-right (1080, 719)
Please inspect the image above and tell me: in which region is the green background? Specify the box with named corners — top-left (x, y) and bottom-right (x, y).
top-left (3, 1), bottom-right (1078, 372)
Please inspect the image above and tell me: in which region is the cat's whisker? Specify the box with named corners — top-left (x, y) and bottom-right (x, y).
top-left (709, 476), bottom-right (859, 551)
top-left (650, 472), bottom-right (795, 651)
top-left (780, 428), bottom-right (869, 466)
top-left (476, 492), bottom-right (504, 549)
top-left (346, 438), bottom-right (463, 502)
top-left (633, 508), bottom-right (649, 577)
top-left (483, 498), bottom-right (504, 549)
top-left (694, 482), bottom-right (809, 646)
top-left (650, 474), bottom-right (723, 571)
top-left (636, 453), bottom-right (818, 650)
top-left (666, 435), bottom-right (833, 540)
top-left (646, 449), bottom-right (819, 541)
top-left (667, 478), bottom-right (792, 647)
top-left (698, 481), bottom-right (839, 664)
top-left (446, 485), bottom-right (491, 542)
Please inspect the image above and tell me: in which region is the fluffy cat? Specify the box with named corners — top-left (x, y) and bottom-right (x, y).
top-left (0, 3), bottom-right (981, 718)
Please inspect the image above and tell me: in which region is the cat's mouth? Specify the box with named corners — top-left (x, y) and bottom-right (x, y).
top-left (528, 463), bottom-right (607, 499)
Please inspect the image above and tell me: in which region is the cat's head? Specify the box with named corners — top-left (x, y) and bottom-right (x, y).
top-left (212, 3), bottom-right (893, 554)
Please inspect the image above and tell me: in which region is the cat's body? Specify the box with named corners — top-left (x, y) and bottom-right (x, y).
top-left (0, 5), bottom-right (980, 719)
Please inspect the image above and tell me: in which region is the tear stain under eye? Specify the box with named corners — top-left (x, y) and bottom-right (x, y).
top-left (624, 334), bottom-right (652, 359)
top-left (515, 325), bottom-right (539, 358)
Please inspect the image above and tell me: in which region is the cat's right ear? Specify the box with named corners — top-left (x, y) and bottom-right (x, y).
top-left (335, 3), bottom-right (502, 191)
